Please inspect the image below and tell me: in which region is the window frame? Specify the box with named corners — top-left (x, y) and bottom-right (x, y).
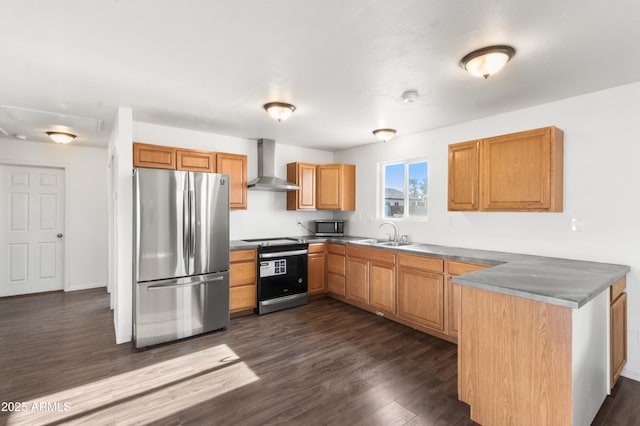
top-left (377, 157), bottom-right (429, 222)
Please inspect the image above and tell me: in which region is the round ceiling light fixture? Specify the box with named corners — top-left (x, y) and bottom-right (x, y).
top-left (263, 102), bottom-right (296, 122)
top-left (46, 131), bottom-right (76, 144)
top-left (460, 45), bottom-right (516, 79)
top-left (372, 128), bottom-right (397, 142)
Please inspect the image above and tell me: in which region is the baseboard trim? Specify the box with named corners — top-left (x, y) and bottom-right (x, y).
top-left (66, 282), bottom-right (106, 292)
top-left (621, 367), bottom-right (640, 383)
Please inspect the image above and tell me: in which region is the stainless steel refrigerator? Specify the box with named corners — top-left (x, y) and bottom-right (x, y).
top-left (133, 168), bottom-right (230, 348)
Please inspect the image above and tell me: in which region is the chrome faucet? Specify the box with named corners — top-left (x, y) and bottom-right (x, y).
top-left (379, 221), bottom-right (399, 242)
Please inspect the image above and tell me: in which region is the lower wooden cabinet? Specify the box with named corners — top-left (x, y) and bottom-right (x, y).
top-left (347, 257), bottom-right (369, 304)
top-left (369, 261), bottom-right (396, 314)
top-left (308, 243), bottom-right (326, 295)
top-left (610, 277), bottom-right (627, 388)
top-left (327, 244), bottom-right (346, 296)
top-left (446, 260), bottom-right (490, 339)
top-left (397, 267), bottom-right (444, 331)
top-left (230, 249), bottom-right (257, 313)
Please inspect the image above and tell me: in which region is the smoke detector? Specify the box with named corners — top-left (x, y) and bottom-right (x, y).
top-left (401, 90), bottom-right (420, 104)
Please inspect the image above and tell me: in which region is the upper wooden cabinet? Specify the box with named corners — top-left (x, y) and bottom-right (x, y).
top-left (216, 153), bottom-right (248, 210)
top-left (133, 142), bottom-right (247, 210)
top-left (448, 126), bottom-right (563, 212)
top-left (316, 164), bottom-right (356, 211)
top-left (448, 140), bottom-right (480, 211)
top-left (287, 162), bottom-right (316, 210)
top-left (176, 149), bottom-right (216, 173)
top-left (133, 143), bottom-right (176, 170)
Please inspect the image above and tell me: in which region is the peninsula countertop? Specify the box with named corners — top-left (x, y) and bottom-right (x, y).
top-left (230, 236), bottom-right (629, 309)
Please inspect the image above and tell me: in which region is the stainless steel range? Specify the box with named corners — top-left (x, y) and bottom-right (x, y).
top-left (242, 238), bottom-right (308, 315)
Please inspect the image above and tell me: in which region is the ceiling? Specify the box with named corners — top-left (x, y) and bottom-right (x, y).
top-left (1, 0), bottom-right (639, 151)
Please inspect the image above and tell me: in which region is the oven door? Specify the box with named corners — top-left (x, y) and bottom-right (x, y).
top-left (258, 251), bottom-right (308, 301)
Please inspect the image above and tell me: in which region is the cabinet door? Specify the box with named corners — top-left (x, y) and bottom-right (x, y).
top-left (217, 153), bottom-right (247, 210)
top-left (327, 273), bottom-right (346, 296)
top-left (611, 292), bottom-right (627, 388)
top-left (397, 268), bottom-right (444, 331)
top-left (316, 164), bottom-right (356, 211)
top-left (347, 257), bottom-right (369, 304)
top-left (448, 140), bottom-right (480, 211)
top-left (287, 162), bottom-right (316, 210)
top-left (327, 253), bottom-right (346, 276)
top-left (447, 277), bottom-right (461, 338)
top-left (133, 143), bottom-right (176, 169)
top-left (230, 285), bottom-right (256, 312)
top-left (369, 261), bottom-right (395, 314)
top-left (481, 127), bottom-right (562, 211)
top-left (308, 253), bottom-right (326, 295)
top-left (176, 149), bottom-right (216, 173)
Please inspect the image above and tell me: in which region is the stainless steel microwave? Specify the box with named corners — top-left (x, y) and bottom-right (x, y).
top-left (314, 220), bottom-right (344, 237)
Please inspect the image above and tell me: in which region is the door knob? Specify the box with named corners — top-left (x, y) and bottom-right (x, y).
top-left (57, 233), bottom-right (63, 238)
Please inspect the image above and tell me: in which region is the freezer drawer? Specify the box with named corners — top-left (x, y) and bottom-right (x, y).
top-left (134, 272), bottom-right (230, 348)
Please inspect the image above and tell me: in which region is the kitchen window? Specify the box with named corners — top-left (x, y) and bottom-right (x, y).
top-left (379, 159), bottom-right (428, 220)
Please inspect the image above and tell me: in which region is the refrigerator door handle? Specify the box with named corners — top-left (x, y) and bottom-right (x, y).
top-left (183, 176), bottom-right (190, 264)
top-left (190, 189), bottom-right (196, 258)
top-left (146, 275), bottom-right (224, 291)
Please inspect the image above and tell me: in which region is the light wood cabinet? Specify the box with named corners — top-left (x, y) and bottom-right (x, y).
top-left (176, 149), bottom-right (216, 173)
top-left (217, 153), bottom-right (248, 210)
top-left (397, 253), bottom-right (445, 332)
top-left (327, 244), bottom-right (346, 296)
top-left (347, 257), bottom-right (369, 304)
top-left (345, 246), bottom-right (396, 313)
top-left (287, 162), bottom-right (316, 210)
top-left (133, 143), bottom-right (176, 169)
top-left (445, 260), bottom-right (490, 339)
top-left (133, 143), bottom-right (248, 210)
top-left (229, 249), bottom-right (257, 313)
top-left (448, 140), bottom-right (480, 211)
top-left (316, 164), bottom-right (356, 211)
top-left (308, 243), bottom-right (326, 295)
top-left (610, 277), bottom-right (627, 388)
top-left (448, 126), bottom-right (563, 212)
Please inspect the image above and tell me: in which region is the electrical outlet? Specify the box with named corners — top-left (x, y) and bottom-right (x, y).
top-left (571, 217), bottom-right (584, 232)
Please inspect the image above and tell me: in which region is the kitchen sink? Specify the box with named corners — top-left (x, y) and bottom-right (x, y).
top-left (353, 239), bottom-right (413, 247)
top-left (376, 241), bottom-right (413, 247)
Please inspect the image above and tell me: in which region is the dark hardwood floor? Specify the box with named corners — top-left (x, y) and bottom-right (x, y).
top-left (0, 289), bottom-right (637, 425)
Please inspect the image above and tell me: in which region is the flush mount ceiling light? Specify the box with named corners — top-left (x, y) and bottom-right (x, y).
top-left (460, 45), bottom-right (516, 79)
top-left (263, 102), bottom-right (296, 122)
top-left (372, 128), bottom-right (397, 142)
top-left (46, 131), bottom-right (76, 144)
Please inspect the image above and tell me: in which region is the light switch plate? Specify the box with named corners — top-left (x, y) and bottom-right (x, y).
top-left (572, 217), bottom-right (584, 232)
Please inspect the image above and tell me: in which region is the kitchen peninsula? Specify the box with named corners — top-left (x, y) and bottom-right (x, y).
top-left (231, 236), bottom-right (629, 425)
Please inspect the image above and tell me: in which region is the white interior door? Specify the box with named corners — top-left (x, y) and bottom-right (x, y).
top-left (0, 165), bottom-right (65, 297)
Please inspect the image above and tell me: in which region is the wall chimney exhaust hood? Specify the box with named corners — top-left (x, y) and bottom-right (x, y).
top-left (247, 139), bottom-right (301, 192)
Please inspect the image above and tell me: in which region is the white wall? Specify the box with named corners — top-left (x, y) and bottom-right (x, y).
top-left (133, 122), bottom-right (336, 239)
top-left (334, 81), bottom-right (640, 381)
top-left (108, 107), bottom-right (133, 344)
top-left (0, 137), bottom-right (108, 291)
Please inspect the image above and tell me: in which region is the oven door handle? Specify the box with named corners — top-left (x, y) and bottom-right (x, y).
top-left (260, 249), bottom-right (308, 259)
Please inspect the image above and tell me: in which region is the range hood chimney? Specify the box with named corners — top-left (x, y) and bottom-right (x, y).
top-left (247, 139), bottom-right (301, 192)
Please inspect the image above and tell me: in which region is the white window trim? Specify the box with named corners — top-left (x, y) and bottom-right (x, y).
top-left (377, 157), bottom-right (429, 222)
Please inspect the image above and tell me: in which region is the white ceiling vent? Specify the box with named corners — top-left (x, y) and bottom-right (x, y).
top-left (1, 105), bottom-right (103, 132)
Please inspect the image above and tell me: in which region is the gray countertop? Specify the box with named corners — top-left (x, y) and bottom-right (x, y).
top-left (230, 235), bottom-right (629, 309)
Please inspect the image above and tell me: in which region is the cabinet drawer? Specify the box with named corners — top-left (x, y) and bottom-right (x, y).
top-left (611, 276), bottom-right (627, 302)
top-left (308, 243), bottom-right (326, 254)
top-left (397, 253), bottom-right (444, 273)
top-left (230, 284), bottom-right (256, 311)
top-left (347, 246), bottom-right (395, 264)
top-left (230, 261), bottom-right (256, 287)
top-left (230, 249), bottom-right (256, 263)
top-left (327, 243), bottom-right (346, 255)
top-left (447, 260), bottom-right (490, 276)
top-left (327, 253), bottom-right (346, 276)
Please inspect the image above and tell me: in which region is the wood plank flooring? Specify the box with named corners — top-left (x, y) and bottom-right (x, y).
top-left (0, 289), bottom-right (638, 425)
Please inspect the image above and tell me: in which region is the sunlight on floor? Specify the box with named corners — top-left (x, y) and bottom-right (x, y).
top-left (8, 344), bottom-right (259, 425)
